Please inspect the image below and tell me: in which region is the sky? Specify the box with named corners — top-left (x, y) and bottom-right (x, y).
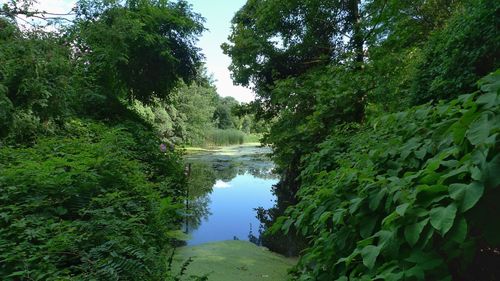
top-left (1, 0), bottom-right (254, 103)
top-left (188, 0), bottom-right (255, 103)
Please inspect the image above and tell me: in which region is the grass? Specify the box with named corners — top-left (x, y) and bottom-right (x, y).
top-left (187, 129), bottom-right (262, 149)
top-left (244, 133), bottom-right (262, 143)
top-left (172, 241), bottom-right (296, 281)
top-left (204, 129), bottom-right (245, 146)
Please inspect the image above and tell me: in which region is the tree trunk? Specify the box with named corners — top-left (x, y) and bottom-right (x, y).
top-left (349, 0), bottom-right (365, 122)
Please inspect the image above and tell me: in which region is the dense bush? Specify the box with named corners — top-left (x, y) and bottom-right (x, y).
top-left (0, 18), bottom-right (78, 142)
top-left (274, 71), bottom-right (500, 280)
top-left (412, 0), bottom-right (500, 105)
top-left (0, 1), bottom-right (207, 280)
top-left (0, 120), bottom-right (186, 280)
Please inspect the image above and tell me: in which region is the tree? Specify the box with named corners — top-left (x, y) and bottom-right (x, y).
top-left (224, 0), bottom-right (480, 261)
top-left (73, 0), bottom-right (204, 106)
top-left (411, 0), bottom-right (500, 104)
top-left (0, 18), bottom-right (77, 142)
top-left (222, 0), bottom-right (367, 117)
top-left (173, 81), bottom-right (218, 144)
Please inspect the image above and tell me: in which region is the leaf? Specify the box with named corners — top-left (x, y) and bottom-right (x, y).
top-left (483, 154), bottom-right (500, 189)
top-left (7, 271), bottom-right (27, 277)
top-left (404, 218), bottom-right (429, 247)
top-left (429, 204), bottom-right (457, 236)
top-left (165, 230), bottom-right (190, 241)
top-left (447, 217), bottom-right (467, 243)
top-left (396, 203), bottom-right (410, 216)
top-left (451, 108), bottom-right (478, 144)
top-left (470, 166), bottom-right (482, 181)
top-left (281, 218), bottom-right (294, 234)
top-left (416, 184), bottom-right (449, 207)
top-left (268, 216), bottom-right (287, 235)
top-left (414, 146), bottom-right (427, 160)
top-left (382, 211), bottom-right (399, 227)
top-left (369, 189), bottom-right (386, 211)
top-left (406, 250), bottom-right (443, 270)
top-left (476, 92), bottom-right (498, 109)
top-left (478, 70), bottom-right (500, 94)
top-left (449, 182), bottom-right (484, 212)
top-left (466, 112), bottom-right (494, 145)
top-left (349, 197), bottom-right (363, 214)
top-left (360, 216), bottom-right (378, 238)
top-left (318, 211), bottom-right (332, 224)
top-left (332, 208), bottom-right (346, 225)
top-left (404, 265), bottom-right (424, 280)
top-left (361, 245), bottom-right (381, 269)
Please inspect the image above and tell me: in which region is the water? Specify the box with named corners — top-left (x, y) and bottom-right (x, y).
top-left (183, 144), bottom-right (278, 246)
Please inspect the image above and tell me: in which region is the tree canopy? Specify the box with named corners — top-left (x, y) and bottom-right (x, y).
top-left (224, 0), bottom-right (500, 279)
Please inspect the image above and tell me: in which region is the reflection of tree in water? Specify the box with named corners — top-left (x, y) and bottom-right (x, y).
top-left (212, 160), bottom-right (239, 181)
top-left (184, 162), bottom-right (215, 233)
top-left (184, 146), bottom-right (279, 240)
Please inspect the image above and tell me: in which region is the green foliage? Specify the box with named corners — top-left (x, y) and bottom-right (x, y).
top-left (224, 0), bottom-right (500, 279)
top-left (73, 0), bottom-right (204, 105)
top-left (0, 1), bottom-right (205, 279)
top-left (173, 81), bottom-right (218, 144)
top-left (131, 78), bottom-right (265, 147)
top-left (412, 0), bottom-right (500, 104)
top-left (0, 18), bottom-right (76, 141)
top-left (0, 120), bottom-right (186, 280)
top-left (213, 104), bottom-right (234, 130)
top-left (222, 0), bottom-right (366, 98)
top-left (277, 71), bottom-right (500, 280)
top-left (244, 133), bottom-right (261, 143)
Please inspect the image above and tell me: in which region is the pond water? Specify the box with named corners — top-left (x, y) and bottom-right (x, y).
top-left (183, 144), bottom-right (278, 246)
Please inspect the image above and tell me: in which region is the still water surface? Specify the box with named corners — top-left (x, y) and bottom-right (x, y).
top-left (184, 145), bottom-right (278, 245)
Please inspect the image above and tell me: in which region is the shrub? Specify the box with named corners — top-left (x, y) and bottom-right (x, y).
top-left (0, 120), bottom-right (186, 280)
top-left (411, 0), bottom-right (500, 105)
top-left (275, 70), bottom-right (500, 280)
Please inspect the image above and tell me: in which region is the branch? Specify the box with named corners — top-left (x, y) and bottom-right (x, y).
top-left (0, 5), bottom-right (75, 24)
top-left (363, 0), bottom-right (388, 42)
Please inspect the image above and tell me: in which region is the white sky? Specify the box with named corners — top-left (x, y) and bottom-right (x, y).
top-left (0, 0), bottom-right (255, 103)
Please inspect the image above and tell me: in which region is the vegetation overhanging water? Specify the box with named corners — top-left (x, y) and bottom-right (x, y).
top-left (183, 144), bottom-right (278, 246)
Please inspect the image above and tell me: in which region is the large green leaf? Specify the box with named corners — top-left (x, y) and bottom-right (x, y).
top-left (466, 112), bottom-right (495, 145)
top-left (396, 203), bottom-right (410, 216)
top-left (476, 92), bottom-right (499, 109)
top-left (360, 215), bottom-right (378, 239)
top-left (446, 217), bottom-right (467, 243)
top-left (478, 70), bottom-right (500, 94)
top-left (449, 182), bottom-right (484, 212)
top-left (404, 218), bottom-right (429, 247)
top-left (429, 204), bottom-right (457, 236)
top-left (483, 154), bottom-right (500, 189)
top-left (451, 108), bottom-right (478, 144)
top-left (361, 245), bottom-right (381, 270)
top-left (369, 189), bottom-right (386, 211)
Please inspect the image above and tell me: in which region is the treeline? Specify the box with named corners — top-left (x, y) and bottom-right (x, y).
top-left (133, 81), bottom-right (267, 147)
top-left (0, 0), bottom-right (207, 279)
top-left (224, 0), bottom-right (499, 280)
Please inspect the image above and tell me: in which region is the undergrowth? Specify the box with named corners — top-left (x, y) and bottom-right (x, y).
top-left (0, 120), bottom-right (186, 280)
top-left (273, 71), bottom-right (500, 280)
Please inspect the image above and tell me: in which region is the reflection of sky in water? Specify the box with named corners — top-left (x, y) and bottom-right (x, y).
top-left (187, 173), bottom-right (277, 245)
top-left (184, 145), bottom-right (278, 245)
top-left (213, 180), bottom-right (231, 189)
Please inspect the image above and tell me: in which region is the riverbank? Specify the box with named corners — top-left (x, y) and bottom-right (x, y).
top-left (183, 142), bottom-right (263, 154)
top-left (173, 241), bottom-right (296, 281)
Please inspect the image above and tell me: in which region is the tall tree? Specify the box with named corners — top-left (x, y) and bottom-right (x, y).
top-left (222, 0), bottom-right (369, 118)
top-left (73, 0), bottom-right (204, 106)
